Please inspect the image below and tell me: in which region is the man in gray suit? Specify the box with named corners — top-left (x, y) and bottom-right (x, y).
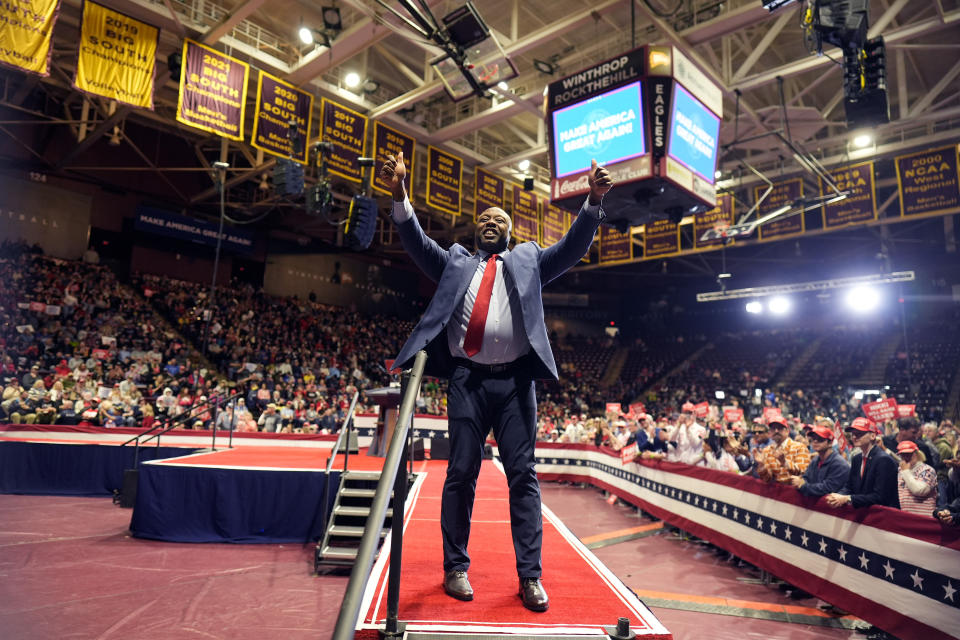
top-left (379, 151), bottom-right (611, 612)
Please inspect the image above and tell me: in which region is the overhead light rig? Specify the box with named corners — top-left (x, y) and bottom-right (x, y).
top-left (696, 271), bottom-right (915, 303)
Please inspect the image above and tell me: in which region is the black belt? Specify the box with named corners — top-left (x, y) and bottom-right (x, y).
top-left (453, 355), bottom-right (529, 374)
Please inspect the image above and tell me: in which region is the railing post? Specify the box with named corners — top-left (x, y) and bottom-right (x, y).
top-left (384, 370), bottom-right (413, 636)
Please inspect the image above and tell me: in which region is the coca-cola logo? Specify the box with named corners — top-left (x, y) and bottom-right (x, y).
top-left (559, 174), bottom-right (590, 194)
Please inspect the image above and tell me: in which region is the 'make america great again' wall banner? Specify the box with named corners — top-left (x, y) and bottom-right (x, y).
top-left (175, 39), bottom-right (248, 141)
top-left (322, 98), bottom-right (368, 183)
top-left (252, 71), bottom-right (313, 165)
top-left (0, 0), bottom-right (61, 76)
top-left (426, 146), bottom-right (462, 216)
top-left (821, 161), bottom-right (876, 229)
top-left (372, 122), bottom-right (415, 196)
top-left (474, 168), bottom-right (504, 222)
top-left (757, 178), bottom-right (804, 242)
top-left (895, 145), bottom-right (960, 217)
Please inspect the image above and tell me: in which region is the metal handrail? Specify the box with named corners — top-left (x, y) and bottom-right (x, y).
top-left (332, 350), bottom-right (427, 640)
top-left (317, 391), bottom-right (360, 540)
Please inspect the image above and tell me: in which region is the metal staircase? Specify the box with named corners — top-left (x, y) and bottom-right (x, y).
top-left (316, 470), bottom-right (395, 567)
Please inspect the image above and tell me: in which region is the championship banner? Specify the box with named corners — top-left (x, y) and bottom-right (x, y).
top-left (474, 168), bottom-right (504, 221)
top-left (862, 397), bottom-right (898, 423)
top-left (372, 122), bottom-right (415, 196)
top-left (512, 186), bottom-right (539, 243)
top-left (0, 0), bottom-right (61, 75)
top-left (694, 192), bottom-right (734, 249)
top-left (599, 224), bottom-right (632, 264)
top-left (895, 145), bottom-right (960, 217)
top-left (542, 202), bottom-right (570, 248)
top-left (757, 178), bottom-right (804, 241)
top-left (321, 98), bottom-right (368, 182)
top-left (251, 71), bottom-right (313, 165)
top-left (643, 218), bottom-right (680, 258)
top-left (74, 1), bottom-right (158, 109)
top-left (175, 39), bottom-right (249, 141)
top-left (426, 146), bottom-right (462, 216)
top-left (821, 161), bottom-right (877, 229)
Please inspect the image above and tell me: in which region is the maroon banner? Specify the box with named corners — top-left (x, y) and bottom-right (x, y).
top-left (321, 98), bottom-right (368, 183)
top-left (821, 161), bottom-right (877, 229)
top-left (426, 146), bottom-right (462, 216)
top-left (542, 202), bottom-right (570, 248)
top-left (599, 224), bottom-right (632, 264)
top-left (512, 186), bottom-right (539, 243)
top-left (251, 71), bottom-right (313, 164)
top-left (175, 39), bottom-right (249, 141)
top-left (474, 168), bottom-right (504, 221)
top-left (895, 145), bottom-right (960, 217)
top-left (643, 218), bottom-right (679, 258)
top-left (757, 178), bottom-right (804, 241)
top-left (862, 398), bottom-right (898, 423)
top-left (372, 122), bottom-right (415, 196)
top-left (694, 192), bottom-right (735, 249)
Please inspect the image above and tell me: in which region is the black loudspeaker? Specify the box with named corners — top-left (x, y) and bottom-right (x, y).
top-left (411, 438), bottom-right (425, 460)
top-left (120, 469), bottom-right (139, 508)
top-left (523, 177), bottom-right (534, 191)
top-left (345, 195), bottom-right (378, 250)
top-left (431, 437), bottom-right (450, 460)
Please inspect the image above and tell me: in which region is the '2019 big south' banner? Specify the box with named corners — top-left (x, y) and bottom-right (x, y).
top-left (74, 1), bottom-right (158, 109)
top-left (0, 0), bottom-right (62, 76)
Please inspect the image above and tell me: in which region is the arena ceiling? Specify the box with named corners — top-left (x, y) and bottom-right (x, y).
top-left (2, 0), bottom-right (959, 295)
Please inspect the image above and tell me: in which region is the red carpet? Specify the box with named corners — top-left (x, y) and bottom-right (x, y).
top-left (358, 459), bottom-right (672, 638)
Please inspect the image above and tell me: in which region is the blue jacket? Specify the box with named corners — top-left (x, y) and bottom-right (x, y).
top-left (798, 451), bottom-right (851, 497)
top-left (392, 202), bottom-right (603, 379)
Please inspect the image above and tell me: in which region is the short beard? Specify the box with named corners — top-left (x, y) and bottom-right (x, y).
top-left (476, 233), bottom-right (508, 253)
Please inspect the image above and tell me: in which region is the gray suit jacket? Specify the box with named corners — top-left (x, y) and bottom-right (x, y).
top-left (392, 202), bottom-right (603, 380)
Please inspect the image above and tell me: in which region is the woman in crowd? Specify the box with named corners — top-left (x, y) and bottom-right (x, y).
top-left (896, 440), bottom-right (938, 516)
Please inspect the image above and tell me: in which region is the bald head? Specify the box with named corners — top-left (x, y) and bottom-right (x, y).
top-left (475, 207), bottom-right (512, 253)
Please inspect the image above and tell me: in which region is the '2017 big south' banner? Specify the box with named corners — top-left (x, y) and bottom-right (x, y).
top-left (74, 1), bottom-right (158, 109)
top-left (0, 0), bottom-right (62, 76)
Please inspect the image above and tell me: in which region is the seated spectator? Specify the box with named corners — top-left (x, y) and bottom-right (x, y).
top-left (258, 403), bottom-right (281, 433)
top-left (825, 418), bottom-right (899, 509)
top-left (791, 424), bottom-right (850, 497)
top-left (755, 418), bottom-right (811, 484)
top-left (56, 399), bottom-right (79, 425)
top-left (8, 390), bottom-right (37, 424)
top-left (896, 441), bottom-right (938, 516)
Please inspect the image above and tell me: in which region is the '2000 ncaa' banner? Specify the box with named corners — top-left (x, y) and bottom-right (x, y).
top-left (757, 178), bottom-right (804, 242)
top-left (427, 146), bottom-right (462, 216)
top-left (895, 145), bottom-right (960, 217)
top-left (821, 161), bottom-right (876, 229)
top-left (252, 71), bottom-right (313, 165)
top-left (0, 0), bottom-right (61, 75)
top-left (474, 168), bottom-right (504, 222)
top-left (175, 39), bottom-right (249, 141)
top-left (322, 98), bottom-right (368, 183)
top-left (372, 122), bottom-right (415, 196)
top-left (74, 1), bottom-right (158, 109)
top-left (512, 187), bottom-right (539, 243)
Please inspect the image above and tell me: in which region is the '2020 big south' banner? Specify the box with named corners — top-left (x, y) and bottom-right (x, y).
top-left (252, 71), bottom-right (313, 165)
top-left (0, 0), bottom-right (62, 76)
top-left (74, 1), bottom-right (158, 109)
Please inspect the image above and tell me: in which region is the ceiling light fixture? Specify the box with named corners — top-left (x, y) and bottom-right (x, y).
top-left (518, 159), bottom-right (530, 171)
top-left (852, 132), bottom-right (873, 148)
top-left (344, 72), bottom-right (361, 88)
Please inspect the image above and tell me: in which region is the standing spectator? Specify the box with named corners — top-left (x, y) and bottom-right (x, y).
top-left (825, 418), bottom-right (899, 509)
top-left (884, 417), bottom-right (938, 471)
top-left (791, 424), bottom-right (850, 497)
top-left (257, 403), bottom-right (280, 433)
top-left (896, 441), bottom-right (938, 516)
top-left (755, 418), bottom-right (811, 484)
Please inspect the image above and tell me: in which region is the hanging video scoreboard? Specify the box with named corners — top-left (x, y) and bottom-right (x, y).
top-left (546, 46), bottom-right (722, 229)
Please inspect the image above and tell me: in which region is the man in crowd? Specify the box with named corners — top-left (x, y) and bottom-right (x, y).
top-left (379, 151), bottom-right (611, 612)
top-left (885, 417), bottom-right (938, 469)
top-left (791, 423), bottom-right (850, 497)
top-left (755, 417), bottom-right (811, 484)
top-left (257, 403), bottom-right (281, 433)
top-left (825, 417), bottom-right (899, 509)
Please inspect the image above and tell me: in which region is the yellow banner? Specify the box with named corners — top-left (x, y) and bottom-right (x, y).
top-left (74, 1), bottom-right (158, 109)
top-left (0, 0), bottom-right (61, 75)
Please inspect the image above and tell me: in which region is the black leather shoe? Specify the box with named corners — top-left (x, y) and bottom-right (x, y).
top-left (519, 577), bottom-right (549, 612)
top-left (443, 570), bottom-right (474, 601)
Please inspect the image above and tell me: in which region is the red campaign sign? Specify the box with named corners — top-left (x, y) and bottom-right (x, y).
top-left (694, 401), bottom-right (709, 418)
top-left (896, 404), bottom-right (916, 418)
top-left (621, 443), bottom-right (639, 465)
top-left (29, 301), bottom-right (46, 312)
top-left (606, 403), bottom-right (623, 415)
top-left (630, 402), bottom-right (646, 416)
top-left (724, 408), bottom-right (744, 422)
top-left (762, 407), bottom-right (783, 422)
top-left (91, 348), bottom-right (110, 359)
top-left (862, 397), bottom-right (898, 422)
top-left (384, 359), bottom-right (396, 372)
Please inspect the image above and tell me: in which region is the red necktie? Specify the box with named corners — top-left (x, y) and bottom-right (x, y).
top-left (462, 254), bottom-right (497, 357)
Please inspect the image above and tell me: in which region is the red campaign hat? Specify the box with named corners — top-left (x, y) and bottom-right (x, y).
top-left (809, 424), bottom-right (834, 440)
top-left (767, 417), bottom-right (789, 429)
top-left (846, 417), bottom-right (878, 433)
top-left (681, 402), bottom-right (696, 412)
top-left (896, 440), bottom-right (919, 454)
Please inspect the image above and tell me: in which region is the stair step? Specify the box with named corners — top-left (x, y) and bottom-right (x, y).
top-left (329, 525), bottom-right (389, 537)
top-left (320, 546), bottom-right (358, 559)
top-left (335, 506), bottom-right (393, 517)
top-left (341, 488), bottom-right (376, 498)
top-left (344, 471), bottom-right (382, 481)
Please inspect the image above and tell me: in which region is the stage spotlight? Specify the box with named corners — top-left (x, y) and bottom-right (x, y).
top-left (518, 159), bottom-right (530, 171)
top-left (745, 301), bottom-right (763, 314)
top-left (852, 132), bottom-right (873, 148)
top-left (768, 297), bottom-right (791, 315)
top-left (845, 286), bottom-right (879, 312)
